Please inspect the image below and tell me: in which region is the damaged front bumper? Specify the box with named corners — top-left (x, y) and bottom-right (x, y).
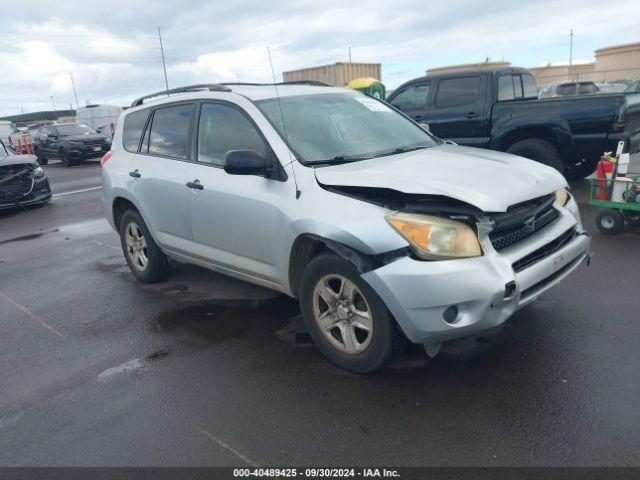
top-left (362, 205), bottom-right (591, 345)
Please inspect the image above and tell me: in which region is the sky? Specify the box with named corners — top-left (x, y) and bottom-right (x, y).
top-left (0, 0), bottom-right (638, 117)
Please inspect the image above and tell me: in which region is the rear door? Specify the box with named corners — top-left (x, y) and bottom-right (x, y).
top-left (425, 74), bottom-right (490, 146)
top-left (129, 102), bottom-right (195, 253)
top-left (388, 82), bottom-right (430, 125)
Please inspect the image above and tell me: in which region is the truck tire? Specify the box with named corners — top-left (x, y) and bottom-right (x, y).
top-left (506, 139), bottom-right (565, 175)
top-left (119, 210), bottom-right (172, 283)
top-left (298, 253), bottom-right (403, 373)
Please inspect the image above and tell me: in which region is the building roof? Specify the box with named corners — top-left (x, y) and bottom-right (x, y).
top-left (0, 110), bottom-right (76, 123)
top-left (595, 41), bottom-right (640, 56)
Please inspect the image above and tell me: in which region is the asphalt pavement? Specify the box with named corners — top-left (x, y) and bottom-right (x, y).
top-left (1, 160), bottom-right (639, 467)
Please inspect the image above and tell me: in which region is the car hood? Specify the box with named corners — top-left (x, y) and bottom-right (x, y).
top-left (62, 134), bottom-right (108, 142)
top-left (313, 144), bottom-right (567, 212)
top-left (0, 154), bottom-right (37, 167)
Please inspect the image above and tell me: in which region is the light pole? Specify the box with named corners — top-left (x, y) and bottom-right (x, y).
top-left (50, 96), bottom-right (56, 112)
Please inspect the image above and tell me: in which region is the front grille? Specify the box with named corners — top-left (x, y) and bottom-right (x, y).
top-left (489, 194), bottom-right (559, 251)
top-left (0, 166), bottom-right (34, 200)
top-left (512, 228), bottom-right (577, 272)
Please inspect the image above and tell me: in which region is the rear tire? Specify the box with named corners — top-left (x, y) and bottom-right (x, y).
top-left (506, 139), bottom-right (565, 175)
top-left (119, 210), bottom-right (172, 283)
top-left (622, 210), bottom-right (640, 226)
top-left (596, 209), bottom-right (624, 235)
top-left (298, 253), bottom-right (403, 373)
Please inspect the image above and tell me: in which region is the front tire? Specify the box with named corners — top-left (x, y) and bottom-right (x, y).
top-left (596, 208), bottom-right (624, 235)
top-left (119, 210), bottom-right (172, 283)
top-left (35, 148), bottom-right (48, 165)
top-left (506, 139), bottom-right (565, 175)
top-left (298, 253), bottom-right (402, 373)
top-left (59, 148), bottom-right (73, 167)
top-left (622, 210), bottom-right (640, 226)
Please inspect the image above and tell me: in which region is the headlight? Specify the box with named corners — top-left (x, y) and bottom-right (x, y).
top-left (29, 166), bottom-right (45, 179)
top-left (386, 212), bottom-right (482, 259)
top-left (555, 188), bottom-right (569, 206)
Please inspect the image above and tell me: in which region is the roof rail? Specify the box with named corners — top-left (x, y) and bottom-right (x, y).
top-left (220, 81), bottom-right (332, 88)
top-left (131, 84), bottom-right (231, 107)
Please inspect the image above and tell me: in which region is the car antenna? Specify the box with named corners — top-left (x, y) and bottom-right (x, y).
top-left (267, 46), bottom-right (301, 199)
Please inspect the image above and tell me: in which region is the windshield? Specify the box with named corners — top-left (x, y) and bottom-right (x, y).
top-left (256, 92), bottom-right (438, 165)
top-left (56, 124), bottom-right (96, 136)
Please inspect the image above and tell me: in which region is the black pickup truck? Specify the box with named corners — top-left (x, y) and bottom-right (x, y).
top-left (387, 67), bottom-right (640, 179)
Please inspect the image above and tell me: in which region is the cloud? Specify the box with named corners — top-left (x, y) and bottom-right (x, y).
top-left (0, 0), bottom-right (638, 116)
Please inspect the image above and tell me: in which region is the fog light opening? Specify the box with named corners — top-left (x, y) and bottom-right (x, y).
top-left (504, 281), bottom-right (517, 300)
top-left (442, 305), bottom-right (459, 324)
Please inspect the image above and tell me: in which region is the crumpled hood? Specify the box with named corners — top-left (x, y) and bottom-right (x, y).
top-left (314, 144), bottom-right (567, 212)
top-left (0, 154), bottom-right (37, 167)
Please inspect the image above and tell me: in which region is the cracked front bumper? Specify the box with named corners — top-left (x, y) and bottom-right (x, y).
top-left (362, 207), bottom-right (591, 345)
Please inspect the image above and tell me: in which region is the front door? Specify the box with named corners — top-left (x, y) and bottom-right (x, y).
top-left (425, 75), bottom-right (490, 147)
top-left (186, 101), bottom-right (288, 283)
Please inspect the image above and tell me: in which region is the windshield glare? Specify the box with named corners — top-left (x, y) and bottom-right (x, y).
top-left (57, 124), bottom-right (96, 136)
top-left (256, 92), bottom-right (437, 164)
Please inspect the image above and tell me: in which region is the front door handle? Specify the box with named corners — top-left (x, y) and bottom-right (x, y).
top-left (129, 169), bottom-right (141, 178)
top-left (186, 179), bottom-right (204, 190)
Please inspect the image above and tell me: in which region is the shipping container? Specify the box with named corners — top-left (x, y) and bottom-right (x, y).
top-left (283, 62), bottom-right (381, 87)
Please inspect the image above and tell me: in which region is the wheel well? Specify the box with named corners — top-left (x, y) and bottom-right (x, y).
top-left (500, 127), bottom-right (557, 151)
top-left (288, 236), bottom-right (331, 297)
top-left (112, 197), bottom-right (138, 230)
top-left (288, 234), bottom-right (410, 297)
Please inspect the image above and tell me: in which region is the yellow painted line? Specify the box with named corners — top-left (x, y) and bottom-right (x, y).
top-left (0, 291), bottom-right (65, 338)
top-left (193, 424), bottom-right (260, 467)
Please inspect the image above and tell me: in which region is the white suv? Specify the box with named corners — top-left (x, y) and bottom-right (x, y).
top-left (101, 83), bottom-right (591, 373)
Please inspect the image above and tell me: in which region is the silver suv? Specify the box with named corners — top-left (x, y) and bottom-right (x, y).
top-left (102, 83), bottom-right (591, 373)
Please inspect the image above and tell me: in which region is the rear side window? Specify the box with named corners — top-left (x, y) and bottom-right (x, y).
top-left (148, 104), bottom-right (193, 159)
top-left (197, 103), bottom-right (268, 166)
top-left (522, 75), bottom-right (538, 98)
top-left (122, 109), bottom-right (149, 153)
top-left (389, 84), bottom-right (429, 112)
top-left (435, 76), bottom-right (481, 108)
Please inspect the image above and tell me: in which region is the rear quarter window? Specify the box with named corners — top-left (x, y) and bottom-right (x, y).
top-left (122, 109), bottom-right (150, 152)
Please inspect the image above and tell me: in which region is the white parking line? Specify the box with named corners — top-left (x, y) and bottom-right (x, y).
top-left (53, 186), bottom-right (102, 197)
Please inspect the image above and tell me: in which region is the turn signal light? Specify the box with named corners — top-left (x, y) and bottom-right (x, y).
top-left (101, 151), bottom-right (113, 166)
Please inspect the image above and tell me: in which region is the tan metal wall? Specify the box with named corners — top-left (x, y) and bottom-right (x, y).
top-left (282, 62), bottom-right (381, 86)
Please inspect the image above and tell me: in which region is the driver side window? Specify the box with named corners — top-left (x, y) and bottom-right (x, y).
top-left (197, 103), bottom-right (269, 167)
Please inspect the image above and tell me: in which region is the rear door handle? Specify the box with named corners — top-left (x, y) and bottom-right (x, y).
top-left (466, 112), bottom-right (478, 119)
top-left (129, 169), bottom-right (141, 178)
top-left (186, 179), bottom-right (204, 190)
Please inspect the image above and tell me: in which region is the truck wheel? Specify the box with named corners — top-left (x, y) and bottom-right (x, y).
top-left (35, 148), bottom-right (48, 165)
top-left (119, 210), bottom-right (172, 283)
top-left (622, 210), bottom-right (640, 226)
top-left (59, 148), bottom-right (73, 167)
top-left (596, 209), bottom-right (624, 235)
top-left (506, 139), bottom-right (564, 175)
top-left (298, 253), bottom-right (403, 374)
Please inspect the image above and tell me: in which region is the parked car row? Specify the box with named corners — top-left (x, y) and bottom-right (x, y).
top-left (101, 82), bottom-right (591, 373)
top-left (386, 66), bottom-right (640, 179)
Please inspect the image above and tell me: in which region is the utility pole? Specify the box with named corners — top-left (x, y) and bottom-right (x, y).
top-left (569, 29), bottom-right (573, 66)
top-left (348, 46), bottom-right (352, 63)
top-left (69, 73), bottom-right (80, 110)
top-left (158, 26), bottom-right (169, 91)
top-left (50, 96), bottom-right (56, 112)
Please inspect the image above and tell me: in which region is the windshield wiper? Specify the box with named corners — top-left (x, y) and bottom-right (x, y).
top-left (310, 154), bottom-right (375, 166)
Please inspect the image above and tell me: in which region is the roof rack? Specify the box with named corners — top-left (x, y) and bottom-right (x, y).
top-left (131, 84), bottom-right (231, 107)
top-left (220, 81), bottom-right (332, 87)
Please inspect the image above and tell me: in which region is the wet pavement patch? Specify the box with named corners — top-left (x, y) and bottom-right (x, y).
top-left (0, 228), bottom-right (59, 245)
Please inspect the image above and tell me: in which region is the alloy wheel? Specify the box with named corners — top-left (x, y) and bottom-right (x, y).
top-left (125, 221), bottom-right (148, 272)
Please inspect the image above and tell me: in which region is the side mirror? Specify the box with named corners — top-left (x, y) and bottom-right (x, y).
top-left (224, 149), bottom-right (272, 177)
